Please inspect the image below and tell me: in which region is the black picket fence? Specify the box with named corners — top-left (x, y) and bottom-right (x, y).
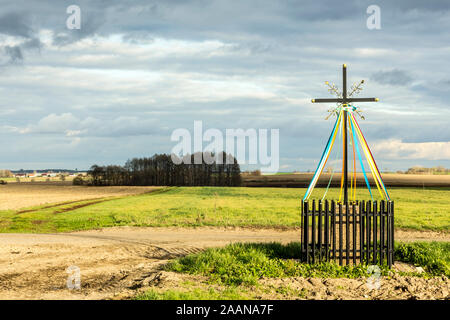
top-left (301, 200), bottom-right (394, 267)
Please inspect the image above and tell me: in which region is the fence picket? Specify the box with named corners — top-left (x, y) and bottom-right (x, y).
top-left (380, 200), bottom-right (385, 263)
top-left (305, 201), bottom-right (309, 263)
top-left (312, 200), bottom-right (316, 263)
top-left (325, 200), bottom-right (329, 262)
top-left (338, 202), bottom-right (343, 266)
top-left (391, 201), bottom-right (395, 266)
top-left (332, 200), bottom-right (336, 263)
top-left (318, 200), bottom-right (323, 261)
top-left (360, 200), bottom-right (365, 263)
top-left (345, 201), bottom-right (350, 265)
top-left (352, 201), bottom-right (357, 265)
top-left (373, 201), bottom-right (377, 264)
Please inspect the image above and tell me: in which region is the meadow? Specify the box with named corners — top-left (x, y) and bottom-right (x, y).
top-left (0, 186), bottom-right (448, 233)
top-left (136, 241), bottom-right (450, 300)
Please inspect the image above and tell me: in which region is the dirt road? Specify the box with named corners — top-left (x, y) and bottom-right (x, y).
top-left (0, 227), bottom-right (448, 300)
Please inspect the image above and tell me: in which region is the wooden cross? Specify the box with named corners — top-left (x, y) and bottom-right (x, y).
top-left (311, 64), bottom-right (379, 203)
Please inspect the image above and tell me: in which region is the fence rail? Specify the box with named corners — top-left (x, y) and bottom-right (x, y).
top-left (301, 200), bottom-right (394, 267)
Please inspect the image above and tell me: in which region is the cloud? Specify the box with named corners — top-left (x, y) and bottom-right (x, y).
top-left (52, 16), bottom-right (104, 46)
top-left (370, 69), bottom-right (413, 86)
top-left (23, 37), bottom-right (43, 50)
top-left (372, 139), bottom-right (450, 160)
top-left (36, 113), bottom-right (80, 133)
top-left (0, 12), bottom-right (43, 64)
top-left (16, 113), bottom-right (164, 138)
top-left (4, 45), bottom-right (23, 63)
top-left (0, 12), bottom-right (33, 38)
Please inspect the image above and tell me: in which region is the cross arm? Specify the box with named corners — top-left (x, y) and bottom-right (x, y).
top-left (311, 97), bottom-right (379, 103)
top-left (347, 98), bottom-right (379, 102)
top-left (311, 98), bottom-right (344, 103)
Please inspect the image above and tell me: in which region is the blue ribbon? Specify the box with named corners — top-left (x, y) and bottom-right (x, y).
top-left (350, 117), bottom-right (373, 201)
top-left (303, 112), bottom-right (341, 201)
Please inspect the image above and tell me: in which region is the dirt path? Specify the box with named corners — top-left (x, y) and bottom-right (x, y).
top-left (0, 227), bottom-right (448, 300)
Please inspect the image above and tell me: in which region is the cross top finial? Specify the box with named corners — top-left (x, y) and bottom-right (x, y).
top-left (311, 64), bottom-right (378, 106)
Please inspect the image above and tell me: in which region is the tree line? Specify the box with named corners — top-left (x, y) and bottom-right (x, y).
top-left (86, 152), bottom-right (242, 187)
top-left (392, 166), bottom-right (450, 175)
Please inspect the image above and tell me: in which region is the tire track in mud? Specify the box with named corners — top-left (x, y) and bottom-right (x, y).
top-left (60, 232), bottom-right (204, 259)
top-left (51, 187), bottom-right (176, 214)
top-left (15, 198), bottom-right (106, 214)
top-left (15, 187), bottom-right (174, 216)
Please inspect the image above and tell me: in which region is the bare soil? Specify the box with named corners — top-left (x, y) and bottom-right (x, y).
top-left (0, 227), bottom-right (448, 300)
top-left (0, 183), bottom-right (161, 210)
top-left (258, 274), bottom-right (449, 300)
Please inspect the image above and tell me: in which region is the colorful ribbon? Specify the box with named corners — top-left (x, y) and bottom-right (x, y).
top-left (303, 104), bottom-right (390, 202)
top-left (350, 112), bottom-right (390, 200)
top-left (303, 110), bottom-right (343, 201)
top-left (350, 115), bottom-right (374, 201)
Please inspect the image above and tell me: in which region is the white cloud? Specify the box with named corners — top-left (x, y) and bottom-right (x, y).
top-left (354, 48), bottom-right (398, 58)
top-left (373, 139), bottom-right (450, 160)
top-left (15, 113), bottom-right (163, 138)
top-left (36, 113), bottom-right (79, 133)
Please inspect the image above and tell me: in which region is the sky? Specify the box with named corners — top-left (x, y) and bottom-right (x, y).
top-left (0, 0), bottom-right (449, 171)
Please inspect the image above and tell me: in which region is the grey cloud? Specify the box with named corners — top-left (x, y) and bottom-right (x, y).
top-left (389, 0), bottom-right (450, 12)
top-left (23, 37), bottom-right (43, 50)
top-left (4, 45), bottom-right (23, 63)
top-left (122, 31), bottom-right (154, 44)
top-left (0, 12), bottom-right (33, 38)
top-left (0, 12), bottom-right (42, 63)
top-left (370, 69), bottom-right (413, 86)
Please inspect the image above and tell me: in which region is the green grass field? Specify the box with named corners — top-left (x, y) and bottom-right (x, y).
top-left (0, 186), bottom-right (449, 233)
